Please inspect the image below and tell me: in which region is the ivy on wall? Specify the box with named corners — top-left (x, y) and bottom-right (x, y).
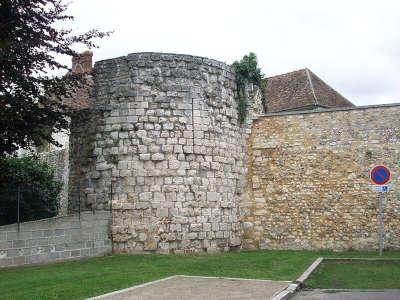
top-left (232, 52), bottom-right (266, 124)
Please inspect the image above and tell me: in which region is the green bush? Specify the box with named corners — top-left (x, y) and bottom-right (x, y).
top-left (232, 52), bottom-right (266, 124)
top-left (0, 155), bottom-right (62, 225)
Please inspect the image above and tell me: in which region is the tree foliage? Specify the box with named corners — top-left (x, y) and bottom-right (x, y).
top-left (0, 155), bottom-right (63, 225)
top-left (232, 52), bottom-right (266, 124)
top-left (0, 0), bottom-right (110, 157)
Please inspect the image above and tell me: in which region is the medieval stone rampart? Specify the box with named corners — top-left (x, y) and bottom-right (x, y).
top-left (67, 51), bottom-right (400, 253)
top-left (243, 104), bottom-right (400, 250)
top-left (68, 52), bottom-right (260, 253)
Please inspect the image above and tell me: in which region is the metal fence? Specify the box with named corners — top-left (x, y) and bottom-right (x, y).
top-left (0, 185), bottom-right (60, 228)
top-left (0, 179), bottom-right (119, 229)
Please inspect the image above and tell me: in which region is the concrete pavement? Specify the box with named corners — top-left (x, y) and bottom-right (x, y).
top-left (89, 275), bottom-right (290, 300)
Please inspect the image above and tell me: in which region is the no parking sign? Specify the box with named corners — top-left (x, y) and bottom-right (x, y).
top-left (370, 165), bottom-right (391, 185)
top-left (370, 165), bottom-right (391, 256)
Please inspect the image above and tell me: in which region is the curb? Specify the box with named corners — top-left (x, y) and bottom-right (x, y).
top-left (306, 288), bottom-right (400, 292)
top-left (272, 257), bottom-right (323, 300)
top-left (87, 275), bottom-right (180, 299)
top-left (271, 283), bottom-right (299, 300)
top-left (323, 257), bottom-right (400, 262)
top-left (272, 257), bottom-right (400, 299)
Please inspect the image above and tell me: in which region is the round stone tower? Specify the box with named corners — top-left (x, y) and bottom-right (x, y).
top-left (69, 52), bottom-right (259, 253)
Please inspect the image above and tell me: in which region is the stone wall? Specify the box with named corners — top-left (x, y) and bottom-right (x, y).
top-left (0, 211), bottom-right (111, 268)
top-left (40, 148), bottom-right (69, 216)
top-left (243, 104), bottom-right (400, 250)
top-left (68, 53), bottom-right (261, 253)
top-left (68, 108), bottom-right (100, 214)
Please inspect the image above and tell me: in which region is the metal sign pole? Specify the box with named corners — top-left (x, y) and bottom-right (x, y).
top-left (370, 165), bottom-right (391, 256)
top-left (378, 191), bottom-right (384, 256)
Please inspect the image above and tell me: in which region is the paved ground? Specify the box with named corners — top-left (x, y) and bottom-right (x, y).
top-left (291, 289), bottom-right (400, 300)
top-left (90, 275), bottom-right (290, 300)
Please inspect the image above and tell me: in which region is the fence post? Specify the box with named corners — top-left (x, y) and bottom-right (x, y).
top-left (110, 179), bottom-right (114, 254)
top-left (78, 181), bottom-right (81, 221)
top-left (17, 186), bottom-right (21, 232)
top-left (110, 181), bottom-right (113, 212)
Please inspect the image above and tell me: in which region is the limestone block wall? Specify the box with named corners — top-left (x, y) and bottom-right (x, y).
top-left (0, 211), bottom-right (111, 268)
top-left (68, 108), bottom-right (100, 214)
top-left (243, 104), bottom-right (400, 250)
top-left (69, 53), bottom-right (259, 253)
top-left (40, 149), bottom-right (69, 216)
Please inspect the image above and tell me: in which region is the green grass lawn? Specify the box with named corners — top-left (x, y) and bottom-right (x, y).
top-left (0, 250), bottom-right (399, 300)
top-left (305, 260), bottom-right (400, 289)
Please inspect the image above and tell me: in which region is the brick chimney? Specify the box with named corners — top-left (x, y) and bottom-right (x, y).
top-left (71, 50), bottom-right (93, 74)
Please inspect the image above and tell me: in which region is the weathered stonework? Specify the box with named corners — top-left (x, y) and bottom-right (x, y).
top-left (68, 52), bottom-right (261, 253)
top-left (66, 51), bottom-right (400, 253)
top-left (40, 149), bottom-right (69, 216)
top-left (68, 108), bottom-right (100, 214)
top-left (243, 104), bottom-right (400, 250)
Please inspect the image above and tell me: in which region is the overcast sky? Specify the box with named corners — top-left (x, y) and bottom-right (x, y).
top-left (63, 0), bottom-right (400, 106)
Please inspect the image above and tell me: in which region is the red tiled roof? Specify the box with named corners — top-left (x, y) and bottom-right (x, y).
top-left (263, 68), bottom-right (354, 113)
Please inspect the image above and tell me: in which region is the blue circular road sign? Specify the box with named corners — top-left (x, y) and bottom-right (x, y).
top-left (370, 165), bottom-right (391, 185)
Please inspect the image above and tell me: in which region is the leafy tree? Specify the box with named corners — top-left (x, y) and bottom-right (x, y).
top-left (0, 155), bottom-right (63, 225)
top-left (0, 0), bottom-right (110, 157)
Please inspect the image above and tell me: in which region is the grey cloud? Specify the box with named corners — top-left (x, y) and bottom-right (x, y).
top-left (63, 0), bottom-right (400, 106)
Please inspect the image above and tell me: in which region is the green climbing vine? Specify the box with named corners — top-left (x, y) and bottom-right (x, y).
top-left (232, 52), bottom-right (266, 124)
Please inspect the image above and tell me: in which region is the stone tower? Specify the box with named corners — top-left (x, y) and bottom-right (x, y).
top-left (68, 52), bottom-right (261, 253)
